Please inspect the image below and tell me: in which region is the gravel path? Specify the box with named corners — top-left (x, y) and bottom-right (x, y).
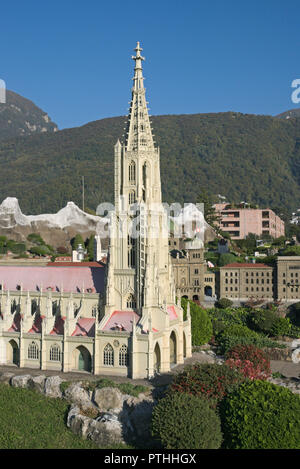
top-left (0, 353), bottom-right (299, 388)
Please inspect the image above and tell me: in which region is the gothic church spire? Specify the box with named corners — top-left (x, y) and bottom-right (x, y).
top-left (124, 42), bottom-right (155, 152)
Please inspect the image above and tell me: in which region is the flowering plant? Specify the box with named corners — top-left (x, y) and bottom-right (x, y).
top-left (225, 344), bottom-right (271, 380)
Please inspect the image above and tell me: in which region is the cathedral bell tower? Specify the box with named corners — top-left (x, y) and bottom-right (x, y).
top-left (103, 42), bottom-right (178, 333)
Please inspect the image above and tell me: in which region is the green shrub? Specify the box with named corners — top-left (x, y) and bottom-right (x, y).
top-left (220, 380), bottom-right (300, 449)
top-left (169, 363), bottom-right (246, 407)
top-left (208, 307), bottom-right (250, 337)
top-left (271, 317), bottom-right (292, 337)
top-left (10, 243), bottom-right (26, 255)
top-left (29, 245), bottom-right (51, 257)
top-left (181, 298), bottom-right (212, 345)
top-left (247, 309), bottom-right (279, 335)
top-left (151, 392), bottom-right (222, 449)
top-left (215, 298), bottom-right (233, 309)
top-left (216, 324), bottom-right (284, 354)
top-left (27, 233), bottom-right (46, 245)
top-left (218, 253), bottom-right (238, 267)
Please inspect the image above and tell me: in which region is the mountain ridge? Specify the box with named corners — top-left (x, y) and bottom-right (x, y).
top-left (0, 90), bottom-right (58, 140)
top-left (0, 109), bottom-right (299, 217)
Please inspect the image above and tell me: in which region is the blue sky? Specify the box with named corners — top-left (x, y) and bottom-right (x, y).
top-left (1, 0), bottom-right (300, 129)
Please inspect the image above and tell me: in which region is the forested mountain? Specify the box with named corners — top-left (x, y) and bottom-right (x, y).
top-left (0, 111), bottom-right (299, 216)
top-left (276, 109), bottom-right (300, 120)
top-left (0, 90), bottom-right (58, 140)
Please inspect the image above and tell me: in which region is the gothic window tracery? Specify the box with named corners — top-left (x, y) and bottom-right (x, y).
top-left (103, 343), bottom-right (114, 366)
top-left (129, 161), bottom-right (136, 183)
top-left (119, 344), bottom-right (129, 367)
top-left (126, 294), bottom-right (136, 309)
top-left (129, 190), bottom-right (136, 205)
top-left (28, 341), bottom-right (39, 360)
top-left (50, 344), bottom-right (61, 362)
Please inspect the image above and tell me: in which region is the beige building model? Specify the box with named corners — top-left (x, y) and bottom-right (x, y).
top-left (0, 43), bottom-right (192, 378)
top-left (219, 262), bottom-right (274, 302)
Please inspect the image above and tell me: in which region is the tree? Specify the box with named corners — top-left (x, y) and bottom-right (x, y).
top-left (181, 297), bottom-right (213, 345)
top-left (86, 235), bottom-right (95, 261)
top-left (71, 234), bottom-right (84, 250)
top-left (196, 189), bottom-right (220, 228)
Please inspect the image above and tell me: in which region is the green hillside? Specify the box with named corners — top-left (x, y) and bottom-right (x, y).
top-left (0, 111), bottom-right (299, 216)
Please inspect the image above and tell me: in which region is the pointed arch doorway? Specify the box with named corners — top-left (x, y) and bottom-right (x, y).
top-left (153, 343), bottom-right (161, 374)
top-left (170, 331), bottom-right (177, 366)
top-left (76, 346), bottom-right (92, 372)
top-left (8, 340), bottom-right (19, 366)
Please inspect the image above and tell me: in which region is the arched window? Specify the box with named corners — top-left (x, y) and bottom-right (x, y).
top-left (129, 161), bottom-right (136, 183)
top-left (50, 344), bottom-right (61, 362)
top-left (103, 343), bottom-right (114, 366)
top-left (28, 341), bottom-right (39, 360)
top-left (126, 294), bottom-right (136, 309)
top-left (128, 235), bottom-right (136, 268)
top-left (119, 344), bottom-right (129, 367)
top-left (31, 299), bottom-right (39, 315)
top-left (129, 190), bottom-right (136, 205)
top-left (142, 162), bottom-right (147, 187)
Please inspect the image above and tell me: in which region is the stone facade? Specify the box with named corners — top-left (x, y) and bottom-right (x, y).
top-left (276, 256), bottom-right (300, 302)
top-left (219, 263), bottom-right (274, 301)
top-left (219, 257), bottom-right (300, 304)
top-left (171, 243), bottom-right (215, 303)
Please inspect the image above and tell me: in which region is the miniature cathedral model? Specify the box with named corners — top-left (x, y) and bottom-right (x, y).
top-left (0, 43), bottom-right (191, 379)
top-left (98, 42), bottom-right (192, 377)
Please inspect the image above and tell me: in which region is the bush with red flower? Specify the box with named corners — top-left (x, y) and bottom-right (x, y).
top-left (225, 344), bottom-right (271, 380)
top-left (168, 363), bottom-right (247, 408)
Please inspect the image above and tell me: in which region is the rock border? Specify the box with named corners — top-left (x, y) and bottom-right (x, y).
top-left (0, 372), bottom-right (156, 447)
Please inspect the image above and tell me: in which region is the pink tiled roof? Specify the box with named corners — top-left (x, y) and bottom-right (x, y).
top-left (167, 305), bottom-right (178, 320)
top-left (50, 316), bottom-right (65, 335)
top-left (221, 263), bottom-right (271, 268)
top-left (28, 314), bottom-right (43, 334)
top-left (47, 261), bottom-right (103, 267)
top-left (102, 310), bottom-right (140, 332)
top-left (71, 317), bottom-right (95, 337)
top-left (8, 313), bottom-right (21, 332)
top-left (0, 265), bottom-right (105, 293)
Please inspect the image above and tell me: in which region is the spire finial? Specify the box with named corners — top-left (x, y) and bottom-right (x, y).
top-left (132, 41), bottom-right (145, 79)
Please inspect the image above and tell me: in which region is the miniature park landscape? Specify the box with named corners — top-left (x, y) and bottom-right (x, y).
top-left (1, 297), bottom-right (300, 449)
top-left (0, 35), bottom-right (300, 451)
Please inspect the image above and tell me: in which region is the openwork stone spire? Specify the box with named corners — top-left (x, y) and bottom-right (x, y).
top-left (124, 42), bottom-right (155, 152)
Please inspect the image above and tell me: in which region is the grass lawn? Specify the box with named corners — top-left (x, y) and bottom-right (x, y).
top-left (0, 383), bottom-right (125, 449)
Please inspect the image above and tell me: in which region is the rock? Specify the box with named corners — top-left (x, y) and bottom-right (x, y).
top-left (96, 412), bottom-right (119, 423)
top-left (67, 404), bottom-right (81, 428)
top-left (44, 375), bottom-right (64, 398)
top-left (87, 418), bottom-right (124, 446)
top-left (291, 339), bottom-right (300, 349)
top-left (263, 347), bottom-right (293, 361)
top-left (68, 412), bottom-right (91, 439)
top-left (0, 372), bottom-right (14, 385)
top-left (11, 374), bottom-right (32, 388)
top-left (92, 387), bottom-right (124, 413)
top-left (67, 404), bottom-right (124, 446)
top-left (28, 375), bottom-right (46, 393)
top-left (292, 348), bottom-right (300, 364)
top-left (64, 382), bottom-right (96, 411)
